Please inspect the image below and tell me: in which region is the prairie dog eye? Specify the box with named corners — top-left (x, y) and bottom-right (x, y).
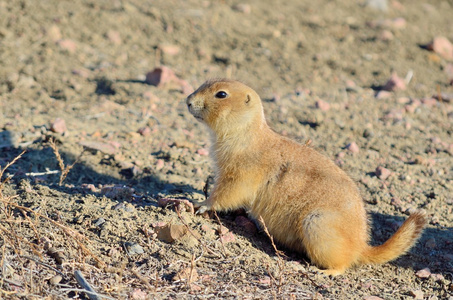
top-left (215, 91), bottom-right (228, 99)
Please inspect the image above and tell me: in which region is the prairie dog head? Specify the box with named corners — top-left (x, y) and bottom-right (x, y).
top-left (186, 79), bottom-right (265, 133)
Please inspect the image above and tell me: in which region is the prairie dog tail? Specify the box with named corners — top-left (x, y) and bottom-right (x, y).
top-left (360, 211), bottom-right (427, 264)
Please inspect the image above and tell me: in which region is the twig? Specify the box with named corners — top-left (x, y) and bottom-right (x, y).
top-left (21, 256), bottom-right (65, 278)
top-left (0, 150), bottom-right (26, 192)
top-left (25, 170), bottom-right (60, 177)
top-left (74, 270), bottom-right (105, 300)
top-left (0, 200), bottom-right (105, 267)
top-left (49, 138), bottom-right (84, 186)
top-left (213, 210), bottom-right (228, 258)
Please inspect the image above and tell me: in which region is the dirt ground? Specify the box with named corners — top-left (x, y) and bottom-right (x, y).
top-left (1, 0), bottom-right (453, 299)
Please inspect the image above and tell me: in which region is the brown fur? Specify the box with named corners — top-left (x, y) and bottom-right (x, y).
top-left (186, 79), bottom-right (427, 275)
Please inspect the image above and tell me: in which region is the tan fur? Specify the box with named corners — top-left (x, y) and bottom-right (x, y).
top-left (186, 79), bottom-right (427, 275)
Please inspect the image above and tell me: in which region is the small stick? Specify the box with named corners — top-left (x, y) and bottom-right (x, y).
top-left (213, 211), bottom-right (228, 258)
top-left (74, 270), bottom-right (102, 300)
top-left (21, 255), bottom-right (65, 278)
top-left (25, 170), bottom-right (60, 176)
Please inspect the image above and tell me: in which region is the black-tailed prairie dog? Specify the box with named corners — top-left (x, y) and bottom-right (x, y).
top-left (186, 79), bottom-right (426, 275)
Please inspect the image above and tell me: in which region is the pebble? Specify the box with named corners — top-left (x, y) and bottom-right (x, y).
top-left (50, 118), bottom-right (67, 134)
top-left (346, 142), bottom-right (360, 153)
top-left (383, 73), bottom-right (406, 91)
top-left (101, 185), bottom-right (134, 200)
top-left (57, 39), bottom-right (77, 53)
top-left (155, 159), bottom-right (165, 170)
top-left (315, 99), bottom-right (330, 111)
top-left (94, 218), bottom-right (106, 227)
top-left (156, 224), bottom-right (188, 243)
top-left (201, 224), bottom-right (215, 235)
top-left (378, 30), bottom-right (393, 41)
top-left (430, 273), bottom-right (444, 282)
top-left (197, 148), bottom-right (209, 156)
top-left (47, 25), bottom-right (62, 42)
top-left (427, 36), bottom-right (453, 61)
top-left (159, 44), bottom-right (180, 56)
top-left (220, 231), bottom-right (236, 244)
top-left (49, 275), bottom-right (62, 285)
top-left (146, 66), bottom-right (179, 87)
top-left (235, 216), bottom-right (257, 235)
top-left (106, 30), bottom-right (121, 45)
top-left (415, 268), bottom-right (431, 278)
top-left (408, 289), bottom-right (423, 299)
top-left (131, 288), bottom-right (147, 300)
top-left (364, 297), bottom-right (384, 300)
top-left (375, 90), bottom-right (392, 99)
top-left (124, 242), bottom-right (144, 255)
top-left (375, 166), bottom-right (391, 180)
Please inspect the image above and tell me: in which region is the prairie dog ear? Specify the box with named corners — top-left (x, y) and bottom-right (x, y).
top-left (245, 94), bottom-right (251, 104)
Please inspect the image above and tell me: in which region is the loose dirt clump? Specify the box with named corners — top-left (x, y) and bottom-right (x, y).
top-left (1, 0), bottom-right (452, 299)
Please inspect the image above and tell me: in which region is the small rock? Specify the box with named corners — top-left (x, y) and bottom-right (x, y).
top-left (158, 198), bottom-right (194, 214)
top-left (346, 142), bottom-right (360, 153)
top-left (106, 30), bottom-right (121, 45)
top-left (216, 225), bottom-right (229, 235)
top-left (173, 268), bottom-right (199, 283)
top-left (232, 3), bottom-right (252, 14)
top-left (201, 224), bottom-right (215, 235)
top-left (131, 288), bottom-right (147, 300)
top-left (375, 166), bottom-right (391, 180)
top-left (190, 283), bottom-right (202, 291)
top-left (364, 297), bottom-right (384, 300)
top-left (124, 242), bottom-right (144, 255)
top-left (145, 66), bottom-right (193, 95)
top-left (408, 289), bottom-right (423, 299)
top-left (197, 148), bottom-right (209, 156)
top-left (383, 73), bottom-right (406, 91)
top-left (315, 100), bottom-right (330, 111)
top-left (155, 159), bottom-right (165, 170)
top-left (137, 126), bottom-right (151, 136)
top-left (94, 218), bottom-right (106, 227)
top-left (57, 39), bottom-right (77, 53)
top-left (421, 97), bottom-right (437, 107)
top-left (235, 216), bottom-right (257, 235)
top-left (219, 231), bottom-right (236, 244)
top-left (50, 118), bottom-right (67, 134)
top-left (155, 224), bottom-right (188, 243)
top-left (425, 238), bottom-right (436, 249)
top-left (159, 44), bottom-right (180, 56)
top-left (415, 268), bottom-right (431, 279)
top-left (47, 25), bottom-right (62, 42)
top-left (375, 90), bottom-right (392, 99)
top-left (378, 30), bottom-right (393, 41)
top-left (427, 37), bottom-right (453, 61)
top-left (49, 275), bottom-right (62, 285)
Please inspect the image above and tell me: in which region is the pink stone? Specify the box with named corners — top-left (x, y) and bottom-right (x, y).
top-left (383, 73), bottom-right (406, 91)
top-left (427, 36), bottom-right (453, 61)
top-left (219, 231), bottom-right (236, 244)
top-left (346, 142), bottom-right (360, 153)
top-left (155, 159), bottom-right (165, 170)
top-left (50, 118), bottom-right (67, 133)
top-left (375, 90), bottom-right (392, 99)
top-left (315, 100), bottom-right (330, 111)
top-left (375, 166), bottom-right (391, 180)
top-left (57, 39), bottom-right (77, 53)
top-left (235, 216), bottom-right (257, 234)
top-left (197, 148), bottom-right (209, 156)
top-left (159, 44), bottom-right (180, 56)
top-left (137, 126), bottom-right (151, 136)
top-left (106, 30), bottom-right (121, 45)
top-left (415, 268), bottom-right (431, 278)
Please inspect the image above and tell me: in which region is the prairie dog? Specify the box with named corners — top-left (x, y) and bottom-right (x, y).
top-left (186, 79), bottom-right (426, 275)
